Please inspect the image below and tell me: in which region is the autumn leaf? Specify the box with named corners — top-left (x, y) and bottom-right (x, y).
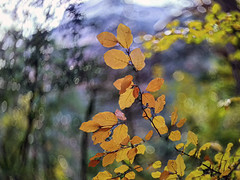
top-left (88, 160), bottom-right (100, 167)
top-left (176, 118), bottom-right (187, 128)
top-left (125, 171), bottom-right (135, 179)
top-left (142, 108), bottom-right (152, 120)
top-left (142, 93), bottom-right (155, 107)
top-left (116, 148), bottom-right (131, 162)
top-left (90, 153), bottom-right (105, 161)
top-left (130, 48), bottom-right (145, 71)
top-left (152, 161), bottom-right (162, 169)
top-left (136, 144), bottom-right (146, 154)
top-left (102, 152), bottom-right (117, 167)
top-left (79, 120), bottom-right (100, 132)
top-left (92, 128), bottom-right (111, 144)
top-left (145, 130), bottom-right (153, 141)
top-left (151, 171), bottom-right (161, 178)
top-left (113, 77), bottom-right (124, 90)
top-left (119, 88), bottom-right (136, 110)
top-left (93, 171), bottom-right (112, 180)
top-left (120, 136), bottom-right (130, 145)
top-left (92, 112), bottom-right (118, 127)
top-left (130, 136), bottom-right (143, 145)
top-left (117, 23), bottom-right (133, 49)
top-left (171, 108), bottom-right (178, 126)
top-left (114, 165), bottom-right (129, 174)
top-left (187, 131), bottom-right (198, 146)
top-left (159, 171), bottom-right (170, 180)
top-left (120, 75), bottom-right (133, 94)
top-left (127, 147), bottom-right (137, 160)
top-left (152, 116), bottom-right (168, 135)
top-left (155, 95), bottom-right (165, 114)
top-left (175, 143), bottom-right (184, 150)
top-left (176, 154), bottom-right (186, 176)
top-left (115, 109), bottom-right (127, 121)
top-left (188, 148), bottom-right (197, 156)
top-left (167, 160), bottom-right (177, 173)
top-left (134, 165), bottom-right (143, 172)
top-left (133, 86), bottom-right (139, 98)
top-left (104, 49), bottom-right (129, 69)
top-left (112, 124), bottom-right (128, 144)
top-left (168, 130), bottom-right (181, 141)
top-left (100, 140), bottom-right (121, 152)
top-left (97, 32), bottom-right (118, 48)
top-left (197, 143), bottom-right (211, 158)
top-left (146, 78), bottom-right (164, 92)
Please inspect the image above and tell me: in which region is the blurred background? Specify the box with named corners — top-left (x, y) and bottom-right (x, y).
top-left (0, 0), bottom-right (239, 179)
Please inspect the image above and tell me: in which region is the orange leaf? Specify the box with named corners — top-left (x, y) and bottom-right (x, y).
top-left (171, 108), bottom-right (178, 126)
top-left (152, 116), bottom-right (168, 135)
top-left (130, 136), bottom-right (143, 145)
top-left (79, 120), bottom-right (100, 132)
top-left (104, 49), bottom-right (129, 69)
top-left (133, 86), bottom-right (139, 98)
top-left (92, 112), bottom-right (118, 127)
top-left (168, 130), bottom-right (181, 141)
top-left (176, 118), bottom-right (187, 128)
top-left (142, 93), bottom-right (155, 108)
top-left (155, 95), bottom-right (165, 114)
top-left (120, 75), bottom-right (133, 94)
top-left (142, 108), bottom-right (152, 120)
top-left (130, 48), bottom-right (145, 71)
top-left (112, 124), bottom-right (128, 144)
top-left (102, 152), bottom-right (117, 167)
top-left (160, 171), bottom-right (170, 180)
top-left (134, 165), bottom-right (143, 172)
top-left (97, 32), bottom-right (118, 48)
top-left (113, 77), bottom-right (124, 90)
top-left (127, 147), bottom-right (137, 160)
top-left (88, 160), bottom-right (100, 167)
top-left (146, 78), bottom-right (164, 92)
top-left (100, 140), bottom-right (121, 152)
top-left (93, 171), bottom-right (112, 180)
top-left (115, 109), bottom-right (127, 121)
top-left (119, 88), bottom-right (136, 110)
top-left (121, 135), bottom-right (130, 145)
top-left (90, 153), bottom-right (105, 161)
top-left (145, 130), bottom-right (153, 141)
top-left (92, 128), bottom-right (111, 144)
top-left (117, 23), bottom-right (133, 49)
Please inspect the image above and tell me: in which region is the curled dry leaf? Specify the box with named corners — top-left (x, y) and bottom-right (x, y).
top-left (97, 32), bottom-right (118, 48)
top-left (115, 109), bottom-right (127, 121)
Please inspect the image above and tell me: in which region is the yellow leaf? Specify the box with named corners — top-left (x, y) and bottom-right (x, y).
top-left (116, 148), bottom-right (131, 162)
top-left (134, 165), bottom-right (143, 172)
top-left (145, 130), bottom-right (153, 141)
top-left (130, 48), bottom-right (145, 71)
top-left (188, 148), bottom-right (197, 156)
top-left (185, 170), bottom-right (203, 180)
top-left (175, 143), bottom-right (184, 150)
top-left (142, 108), bottom-right (152, 120)
top-left (176, 154), bottom-right (185, 176)
top-left (100, 140), bottom-right (121, 151)
top-left (171, 108), bottom-right (178, 126)
top-left (79, 120), bottom-right (100, 132)
top-left (92, 128), bottom-right (111, 144)
top-left (112, 124), bottom-right (128, 144)
top-left (142, 93), bottom-right (155, 108)
top-left (93, 112), bottom-right (118, 127)
top-left (176, 118), bottom-right (187, 128)
top-left (167, 160), bottom-right (177, 173)
top-left (119, 88), bottom-right (136, 110)
top-left (120, 75), bottom-right (133, 94)
top-left (136, 144), bottom-right (146, 154)
top-left (117, 23), bottom-right (133, 49)
top-left (155, 95), bottom-right (165, 114)
top-left (169, 130), bottom-right (181, 141)
top-left (197, 143), bottom-right (211, 158)
top-left (93, 171), bottom-right (112, 180)
top-left (102, 152), bottom-right (117, 167)
top-left (114, 165), bottom-right (129, 174)
top-left (127, 147), bottom-right (137, 160)
top-left (146, 78), bottom-right (164, 92)
top-left (152, 116), bottom-right (168, 135)
top-left (187, 131), bottom-right (198, 146)
top-left (151, 171), bottom-right (161, 178)
top-left (104, 49), bottom-right (129, 69)
top-left (152, 161), bottom-right (162, 169)
top-left (130, 136), bottom-right (143, 145)
top-left (125, 171), bottom-right (135, 179)
top-left (97, 32), bottom-right (118, 48)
